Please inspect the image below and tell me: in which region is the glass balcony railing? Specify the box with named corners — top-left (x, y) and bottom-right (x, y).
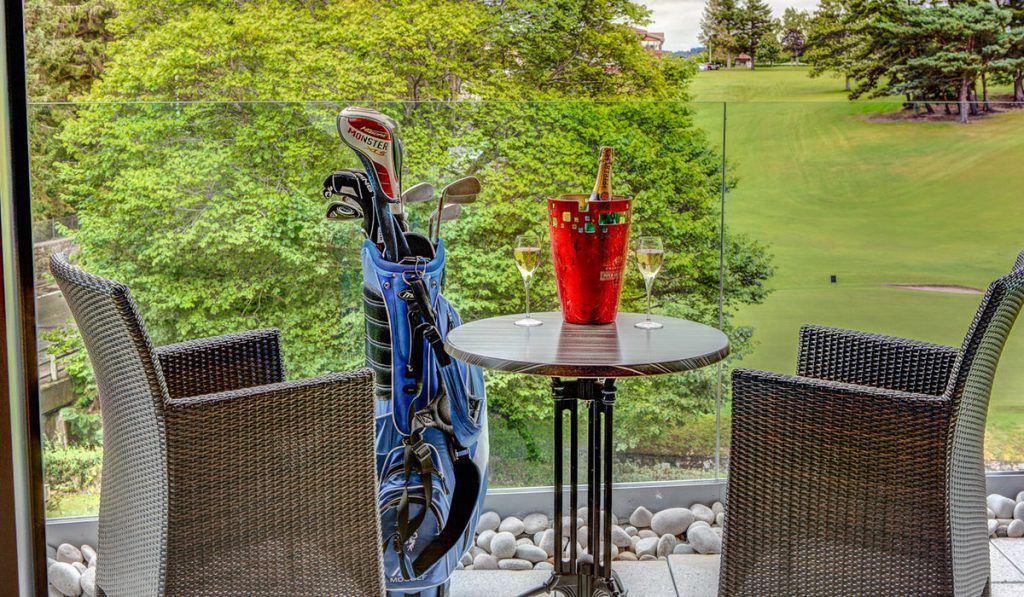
top-left (28, 99), bottom-right (1024, 518)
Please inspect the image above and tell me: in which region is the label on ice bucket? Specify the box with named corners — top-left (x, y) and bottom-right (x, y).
top-left (600, 269), bottom-right (621, 281)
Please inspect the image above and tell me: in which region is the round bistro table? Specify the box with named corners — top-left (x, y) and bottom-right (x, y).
top-left (445, 312), bottom-right (729, 597)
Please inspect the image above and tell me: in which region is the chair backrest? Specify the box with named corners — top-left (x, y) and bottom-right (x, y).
top-left (50, 253), bottom-right (169, 596)
top-left (945, 250), bottom-right (1024, 597)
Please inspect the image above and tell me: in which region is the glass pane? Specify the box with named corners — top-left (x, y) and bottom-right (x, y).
top-left (31, 100), bottom-right (733, 518)
top-left (720, 88), bottom-right (1024, 472)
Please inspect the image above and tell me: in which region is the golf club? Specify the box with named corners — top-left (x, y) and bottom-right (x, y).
top-left (432, 176), bottom-right (481, 241)
top-left (323, 169), bottom-right (377, 243)
top-left (442, 193), bottom-right (477, 205)
top-left (429, 203), bottom-right (462, 244)
top-left (337, 107), bottom-right (407, 261)
top-left (326, 200), bottom-right (362, 221)
top-left (402, 181), bottom-right (434, 204)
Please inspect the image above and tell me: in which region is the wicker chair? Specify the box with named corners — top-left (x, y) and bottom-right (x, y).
top-left (720, 252), bottom-right (1024, 597)
top-left (50, 253), bottom-right (385, 597)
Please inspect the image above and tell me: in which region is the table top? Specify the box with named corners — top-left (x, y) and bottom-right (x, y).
top-left (444, 312), bottom-right (729, 378)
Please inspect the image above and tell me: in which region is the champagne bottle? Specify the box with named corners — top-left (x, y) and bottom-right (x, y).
top-left (584, 146), bottom-right (613, 209)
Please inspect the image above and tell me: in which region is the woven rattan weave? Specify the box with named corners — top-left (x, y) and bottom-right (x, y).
top-left (720, 253), bottom-right (1024, 597)
top-left (51, 253), bottom-right (385, 597)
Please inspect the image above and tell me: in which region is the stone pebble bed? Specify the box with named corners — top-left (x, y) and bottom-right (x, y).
top-left (42, 492), bottom-right (1024, 593)
top-left (458, 503), bottom-right (725, 572)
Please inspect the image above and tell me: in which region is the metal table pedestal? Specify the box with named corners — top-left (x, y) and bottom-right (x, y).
top-left (519, 378), bottom-right (625, 597)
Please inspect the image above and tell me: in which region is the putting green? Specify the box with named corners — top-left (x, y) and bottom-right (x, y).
top-left (690, 67), bottom-right (1024, 462)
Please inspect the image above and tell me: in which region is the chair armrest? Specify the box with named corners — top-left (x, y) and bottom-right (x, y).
top-left (161, 368), bottom-right (385, 596)
top-left (722, 368), bottom-right (954, 594)
top-left (796, 324), bottom-right (959, 395)
top-left (155, 328), bottom-right (285, 399)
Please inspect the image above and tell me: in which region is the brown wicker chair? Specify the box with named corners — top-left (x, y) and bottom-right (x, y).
top-left (50, 253), bottom-right (385, 597)
top-left (721, 252), bottom-right (1024, 597)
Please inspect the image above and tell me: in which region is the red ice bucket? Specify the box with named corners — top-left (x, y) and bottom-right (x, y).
top-left (548, 194), bottom-right (633, 324)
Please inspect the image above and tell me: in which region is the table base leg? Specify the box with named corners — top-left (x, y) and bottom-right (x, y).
top-left (517, 378), bottom-right (624, 597)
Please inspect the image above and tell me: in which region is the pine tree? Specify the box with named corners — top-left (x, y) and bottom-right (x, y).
top-left (805, 0), bottom-right (858, 91)
top-left (738, 0), bottom-right (776, 68)
top-left (700, 0), bottom-right (742, 67)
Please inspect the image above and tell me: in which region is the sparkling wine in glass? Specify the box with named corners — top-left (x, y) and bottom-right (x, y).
top-left (635, 236), bottom-right (664, 329)
top-left (513, 233), bottom-right (543, 327)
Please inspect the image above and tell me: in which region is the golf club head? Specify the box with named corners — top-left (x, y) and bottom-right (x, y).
top-left (443, 193), bottom-right (477, 205)
top-left (323, 169), bottom-right (375, 239)
top-left (326, 200), bottom-right (361, 220)
top-left (402, 181), bottom-right (434, 204)
top-left (337, 107), bottom-right (402, 205)
top-left (440, 175), bottom-right (481, 199)
top-left (440, 203), bottom-right (462, 221)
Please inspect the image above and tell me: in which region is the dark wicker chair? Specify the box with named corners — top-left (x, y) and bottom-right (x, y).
top-left (50, 253), bottom-right (385, 597)
top-left (721, 252), bottom-right (1024, 597)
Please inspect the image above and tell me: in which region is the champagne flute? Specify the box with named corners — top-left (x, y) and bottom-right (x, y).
top-left (635, 236), bottom-right (665, 329)
top-left (513, 233), bottom-right (543, 327)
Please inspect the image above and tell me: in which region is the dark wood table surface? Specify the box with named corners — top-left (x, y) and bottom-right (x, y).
top-left (444, 312), bottom-right (729, 378)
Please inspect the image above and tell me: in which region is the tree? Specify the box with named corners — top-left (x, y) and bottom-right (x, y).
top-left (994, 0), bottom-right (1024, 102)
top-left (846, 0), bottom-right (1010, 123)
top-left (23, 0), bottom-right (116, 219)
top-left (700, 0), bottom-right (743, 67)
top-left (53, 0), bottom-right (773, 458)
top-left (805, 0), bottom-right (858, 91)
top-left (756, 31), bottom-right (783, 65)
top-left (737, 0), bottom-right (776, 68)
top-left (781, 8), bottom-right (809, 64)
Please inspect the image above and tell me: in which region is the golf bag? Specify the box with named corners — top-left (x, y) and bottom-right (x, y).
top-left (362, 237), bottom-right (489, 596)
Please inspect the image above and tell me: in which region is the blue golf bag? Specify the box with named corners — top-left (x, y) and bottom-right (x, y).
top-left (362, 238), bottom-right (489, 596)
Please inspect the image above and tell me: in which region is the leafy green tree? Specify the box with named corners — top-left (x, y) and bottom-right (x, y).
top-left (700, 0), bottom-right (743, 67)
top-left (757, 31), bottom-right (784, 65)
top-left (737, 0), bottom-right (776, 68)
top-left (781, 8), bottom-right (810, 63)
top-left (51, 0), bottom-right (772, 461)
top-left (24, 0), bottom-right (116, 219)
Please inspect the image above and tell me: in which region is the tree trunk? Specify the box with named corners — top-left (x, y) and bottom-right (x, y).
top-left (1014, 68), bottom-right (1023, 103)
top-left (982, 72), bottom-right (991, 112)
top-left (844, 75), bottom-right (851, 92)
top-left (944, 102), bottom-right (951, 115)
top-left (959, 77), bottom-right (970, 124)
top-left (727, 52), bottom-right (733, 69)
top-left (924, 102), bottom-right (934, 114)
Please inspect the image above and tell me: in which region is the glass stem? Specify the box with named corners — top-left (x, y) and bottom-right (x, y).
top-left (644, 275), bottom-right (654, 321)
top-left (524, 276), bottom-right (532, 319)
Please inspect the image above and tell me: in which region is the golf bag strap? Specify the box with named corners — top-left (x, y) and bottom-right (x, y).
top-left (411, 453), bottom-right (482, 577)
top-left (397, 433), bottom-right (434, 545)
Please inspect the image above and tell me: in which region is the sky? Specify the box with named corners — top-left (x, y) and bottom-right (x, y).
top-left (642, 0), bottom-right (819, 51)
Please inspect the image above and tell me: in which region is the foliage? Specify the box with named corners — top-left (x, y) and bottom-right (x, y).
top-left (847, 0), bottom-right (1010, 122)
top-left (757, 32), bottom-right (784, 66)
top-left (700, 0), bottom-right (743, 66)
top-left (737, 0), bottom-right (777, 68)
top-left (44, 0), bottom-right (773, 462)
top-left (24, 0), bottom-right (115, 219)
top-left (805, 0), bottom-right (858, 91)
top-left (781, 8), bottom-right (810, 63)
top-left (43, 443), bottom-right (103, 492)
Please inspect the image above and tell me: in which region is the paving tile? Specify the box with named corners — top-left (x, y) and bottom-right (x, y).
top-left (612, 561), bottom-right (677, 597)
top-left (667, 554), bottom-right (721, 597)
top-left (991, 584), bottom-right (1024, 597)
top-left (448, 562), bottom-right (677, 597)
top-left (449, 570), bottom-right (553, 597)
top-left (994, 540), bottom-right (1024, 582)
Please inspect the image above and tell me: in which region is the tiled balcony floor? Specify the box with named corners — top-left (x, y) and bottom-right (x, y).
top-left (450, 539), bottom-right (1024, 596)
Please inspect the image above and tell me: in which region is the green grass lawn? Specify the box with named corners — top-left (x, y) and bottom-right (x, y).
top-left (690, 67), bottom-right (1024, 462)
